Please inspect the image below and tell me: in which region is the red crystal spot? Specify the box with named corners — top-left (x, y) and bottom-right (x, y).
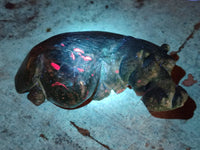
top-left (51, 62), bottom-right (60, 70)
top-left (60, 43), bottom-right (65, 47)
top-left (73, 48), bottom-right (84, 54)
top-left (70, 52), bottom-right (75, 60)
top-left (77, 68), bottom-right (84, 72)
top-left (51, 82), bottom-right (68, 89)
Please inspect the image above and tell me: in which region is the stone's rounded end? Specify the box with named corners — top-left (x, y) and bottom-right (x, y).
top-left (160, 44), bottom-right (170, 53)
top-left (27, 85), bottom-right (45, 106)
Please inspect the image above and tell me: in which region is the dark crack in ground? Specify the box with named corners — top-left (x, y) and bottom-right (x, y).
top-left (171, 22), bottom-right (200, 54)
top-left (70, 121), bottom-right (111, 150)
top-left (39, 133), bottom-right (48, 141)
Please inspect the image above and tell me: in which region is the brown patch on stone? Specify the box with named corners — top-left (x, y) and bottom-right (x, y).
top-left (182, 74), bottom-right (197, 87)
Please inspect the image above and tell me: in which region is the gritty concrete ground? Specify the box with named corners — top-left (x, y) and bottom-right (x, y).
top-left (0, 0), bottom-right (200, 150)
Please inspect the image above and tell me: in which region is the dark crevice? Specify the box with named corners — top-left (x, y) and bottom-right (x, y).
top-left (172, 22), bottom-right (200, 54)
top-left (70, 121), bottom-right (111, 150)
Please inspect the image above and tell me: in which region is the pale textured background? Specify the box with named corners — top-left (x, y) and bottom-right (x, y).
top-left (0, 0), bottom-right (200, 150)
